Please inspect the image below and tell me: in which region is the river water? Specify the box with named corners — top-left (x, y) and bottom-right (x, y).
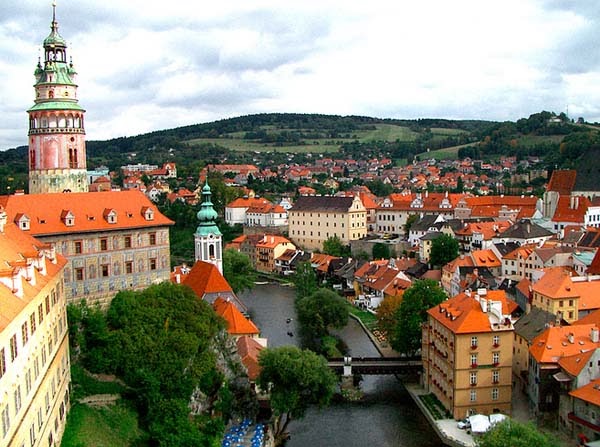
top-left (241, 284), bottom-right (444, 447)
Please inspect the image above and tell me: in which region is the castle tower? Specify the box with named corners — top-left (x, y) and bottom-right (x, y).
top-left (195, 181), bottom-right (223, 273)
top-left (28, 1), bottom-right (88, 194)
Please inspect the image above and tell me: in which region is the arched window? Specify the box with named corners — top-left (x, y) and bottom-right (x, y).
top-left (29, 150), bottom-right (36, 170)
top-left (209, 244), bottom-right (215, 258)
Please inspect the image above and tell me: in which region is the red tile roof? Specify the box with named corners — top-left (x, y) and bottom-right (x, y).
top-left (236, 335), bottom-right (265, 381)
top-left (213, 297), bottom-right (259, 336)
top-left (530, 324), bottom-right (599, 364)
top-left (547, 169), bottom-right (577, 195)
top-left (227, 197), bottom-right (271, 209)
top-left (569, 377), bottom-right (600, 406)
top-left (0, 190), bottom-right (173, 235)
top-left (182, 261), bottom-right (233, 297)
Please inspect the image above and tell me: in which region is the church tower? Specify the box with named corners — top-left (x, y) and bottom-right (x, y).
top-left (195, 181), bottom-right (223, 273)
top-left (28, 1), bottom-right (88, 194)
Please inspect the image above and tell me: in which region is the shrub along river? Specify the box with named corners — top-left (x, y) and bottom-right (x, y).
top-left (241, 284), bottom-right (444, 447)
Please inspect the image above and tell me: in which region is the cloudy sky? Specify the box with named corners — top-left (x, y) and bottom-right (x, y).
top-left (1, 0), bottom-right (600, 150)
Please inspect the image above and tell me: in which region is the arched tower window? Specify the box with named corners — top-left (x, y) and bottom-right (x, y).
top-left (209, 244), bottom-right (215, 258)
top-left (69, 148), bottom-right (78, 168)
top-left (49, 90), bottom-right (54, 99)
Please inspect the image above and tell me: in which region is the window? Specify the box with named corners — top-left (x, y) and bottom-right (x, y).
top-left (34, 356), bottom-right (39, 380)
top-left (22, 322), bottom-right (29, 346)
top-left (125, 262), bottom-right (133, 274)
top-left (470, 353), bottom-right (477, 366)
top-left (45, 295), bottom-right (50, 314)
top-left (41, 346), bottom-right (47, 367)
top-left (14, 385), bottom-right (22, 413)
top-left (493, 335), bottom-right (500, 347)
top-left (569, 299), bottom-right (574, 307)
top-left (492, 370), bottom-right (500, 384)
top-left (38, 304), bottom-right (44, 324)
top-left (124, 236), bottom-right (132, 248)
top-left (29, 423), bottom-right (36, 446)
top-left (100, 238), bottom-right (108, 251)
top-left (150, 259), bottom-right (157, 270)
top-left (26, 369), bottom-right (32, 395)
top-left (10, 334), bottom-right (17, 361)
top-left (493, 352), bottom-right (500, 365)
top-left (0, 349), bottom-right (5, 378)
top-left (101, 264), bottom-right (109, 277)
top-left (470, 389), bottom-right (477, 402)
top-left (30, 313), bottom-right (36, 334)
top-left (1, 405), bottom-right (9, 439)
top-left (37, 408), bottom-right (42, 429)
top-left (492, 388), bottom-right (499, 401)
top-left (471, 336), bottom-right (478, 348)
top-left (75, 268), bottom-right (84, 281)
top-left (74, 240), bottom-right (82, 254)
top-left (149, 233), bottom-right (156, 245)
top-left (470, 371), bottom-right (477, 385)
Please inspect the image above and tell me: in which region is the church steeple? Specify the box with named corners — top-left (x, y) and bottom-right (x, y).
top-left (194, 181), bottom-right (223, 273)
top-left (28, 1), bottom-right (88, 194)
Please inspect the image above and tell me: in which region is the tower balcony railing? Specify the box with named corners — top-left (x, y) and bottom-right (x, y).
top-left (29, 127), bottom-right (85, 135)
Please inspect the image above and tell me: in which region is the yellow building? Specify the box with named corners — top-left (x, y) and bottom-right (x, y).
top-left (422, 289), bottom-right (517, 419)
top-left (255, 236), bottom-right (296, 273)
top-left (0, 209), bottom-right (71, 447)
top-left (288, 195), bottom-right (366, 250)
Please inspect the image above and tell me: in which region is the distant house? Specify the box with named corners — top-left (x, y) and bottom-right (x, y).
top-left (213, 297), bottom-right (259, 339)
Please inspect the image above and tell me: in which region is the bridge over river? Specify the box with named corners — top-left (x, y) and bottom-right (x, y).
top-left (328, 356), bottom-right (422, 375)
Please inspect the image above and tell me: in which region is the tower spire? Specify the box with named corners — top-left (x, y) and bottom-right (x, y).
top-left (195, 181), bottom-right (223, 273)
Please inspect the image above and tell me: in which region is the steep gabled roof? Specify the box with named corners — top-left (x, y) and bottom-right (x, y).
top-left (213, 297), bottom-right (259, 336)
top-left (569, 377), bottom-right (600, 407)
top-left (183, 261), bottom-right (233, 297)
top-left (513, 307), bottom-right (557, 343)
top-left (547, 169), bottom-right (577, 195)
top-left (559, 349), bottom-right (595, 376)
top-left (237, 335), bottom-right (264, 381)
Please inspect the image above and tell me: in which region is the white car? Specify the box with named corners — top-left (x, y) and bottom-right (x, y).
top-left (457, 419), bottom-right (471, 430)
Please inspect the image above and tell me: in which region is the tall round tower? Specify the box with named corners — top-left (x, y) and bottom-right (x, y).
top-left (28, 1), bottom-right (88, 194)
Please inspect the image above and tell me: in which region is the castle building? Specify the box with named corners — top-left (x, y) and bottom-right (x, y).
top-left (0, 4), bottom-right (174, 308)
top-left (0, 209), bottom-right (71, 447)
top-left (28, 3), bottom-right (88, 194)
top-left (195, 182), bottom-right (223, 274)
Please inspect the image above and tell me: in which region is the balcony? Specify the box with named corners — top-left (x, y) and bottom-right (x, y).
top-left (471, 344), bottom-right (478, 350)
top-left (471, 363), bottom-right (478, 368)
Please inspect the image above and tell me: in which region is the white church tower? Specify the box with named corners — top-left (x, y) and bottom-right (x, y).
top-left (194, 181), bottom-right (223, 273)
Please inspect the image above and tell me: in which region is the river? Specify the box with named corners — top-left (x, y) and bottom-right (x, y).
top-left (241, 284), bottom-right (445, 447)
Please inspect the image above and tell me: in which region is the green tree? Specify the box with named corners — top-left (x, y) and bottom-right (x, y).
top-left (429, 233), bottom-right (459, 267)
top-left (372, 242), bottom-right (391, 260)
top-left (293, 261), bottom-right (318, 300)
top-left (296, 288), bottom-right (349, 352)
top-left (223, 248), bottom-right (256, 294)
top-left (390, 279), bottom-right (446, 355)
top-left (376, 294), bottom-right (404, 338)
top-left (322, 235), bottom-right (349, 257)
top-left (404, 214), bottom-right (419, 235)
top-left (477, 419), bottom-right (560, 447)
top-left (257, 346), bottom-right (336, 446)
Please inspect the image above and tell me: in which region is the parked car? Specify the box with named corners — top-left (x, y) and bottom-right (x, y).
top-left (457, 418), bottom-right (471, 430)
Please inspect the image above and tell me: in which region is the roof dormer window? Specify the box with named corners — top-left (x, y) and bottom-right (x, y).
top-left (142, 207), bottom-right (154, 221)
top-left (15, 213), bottom-right (31, 231)
top-left (61, 210), bottom-right (75, 227)
top-left (103, 208), bottom-right (117, 224)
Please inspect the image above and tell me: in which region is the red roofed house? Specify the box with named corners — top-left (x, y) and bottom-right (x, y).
top-left (237, 335), bottom-right (266, 383)
top-left (528, 324), bottom-right (600, 419)
top-left (213, 297), bottom-right (259, 339)
top-left (255, 235), bottom-right (296, 273)
top-left (0, 189), bottom-right (173, 307)
top-left (422, 288), bottom-right (517, 419)
top-left (225, 193), bottom-right (271, 225)
top-left (245, 203), bottom-right (288, 228)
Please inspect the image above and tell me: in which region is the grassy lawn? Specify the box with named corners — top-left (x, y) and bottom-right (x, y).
top-left (419, 393), bottom-right (451, 420)
top-left (70, 364), bottom-right (126, 400)
top-left (61, 401), bottom-right (146, 447)
top-left (426, 143), bottom-right (477, 160)
top-left (356, 124), bottom-right (418, 142)
top-left (347, 304), bottom-right (378, 332)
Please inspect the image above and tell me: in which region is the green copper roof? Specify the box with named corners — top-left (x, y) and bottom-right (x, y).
top-left (34, 62), bottom-right (77, 86)
top-left (195, 182), bottom-right (222, 236)
top-left (28, 101), bottom-right (84, 112)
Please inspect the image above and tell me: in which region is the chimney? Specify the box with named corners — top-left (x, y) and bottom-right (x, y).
top-left (175, 274), bottom-right (181, 284)
top-left (592, 327), bottom-right (600, 343)
top-left (568, 333), bottom-right (574, 344)
top-left (0, 208), bottom-right (6, 233)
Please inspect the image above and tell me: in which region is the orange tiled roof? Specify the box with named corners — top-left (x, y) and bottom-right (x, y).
top-left (227, 197), bottom-right (270, 209)
top-left (213, 297), bottom-right (259, 335)
top-left (470, 249), bottom-right (501, 268)
top-left (558, 349), bottom-right (595, 376)
top-left (427, 290), bottom-right (517, 334)
top-left (237, 335), bottom-right (264, 381)
top-left (552, 196), bottom-right (590, 223)
top-left (573, 309), bottom-right (600, 327)
top-left (547, 169), bottom-right (577, 195)
top-left (569, 377), bottom-right (600, 406)
top-left (0, 222), bottom-right (67, 331)
top-left (531, 267), bottom-right (579, 299)
top-left (182, 261), bottom-right (233, 297)
top-left (256, 235), bottom-right (294, 249)
top-left (529, 324), bottom-right (599, 364)
top-left (0, 190), bottom-right (173, 235)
